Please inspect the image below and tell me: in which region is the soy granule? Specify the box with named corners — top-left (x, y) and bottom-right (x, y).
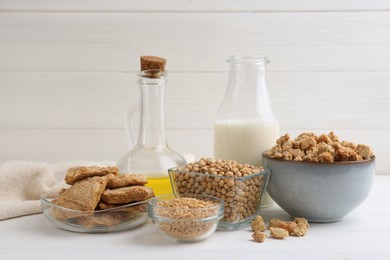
top-left (252, 231), bottom-right (266, 243)
top-left (251, 215), bottom-right (266, 232)
top-left (270, 227), bottom-right (289, 239)
top-left (292, 217), bottom-right (309, 237)
top-left (155, 197), bottom-right (218, 240)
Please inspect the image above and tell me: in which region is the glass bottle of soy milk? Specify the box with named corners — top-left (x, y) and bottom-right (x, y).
top-left (214, 56), bottom-right (279, 207)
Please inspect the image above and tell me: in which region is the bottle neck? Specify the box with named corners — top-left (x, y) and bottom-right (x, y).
top-left (137, 74), bottom-right (168, 148)
top-left (217, 56), bottom-right (275, 122)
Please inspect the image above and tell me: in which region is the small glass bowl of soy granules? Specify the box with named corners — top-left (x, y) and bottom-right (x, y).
top-left (148, 194), bottom-right (224, 242)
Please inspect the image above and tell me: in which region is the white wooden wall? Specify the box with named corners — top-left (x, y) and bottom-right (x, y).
top-left (0, 0), bottom-right (389, 174)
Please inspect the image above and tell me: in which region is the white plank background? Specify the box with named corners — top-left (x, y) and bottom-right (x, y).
top-left (0, 0), bottom-right (389, 174)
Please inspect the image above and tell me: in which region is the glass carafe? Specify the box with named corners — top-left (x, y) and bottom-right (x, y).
top-left (214, 56), bottom-right (280, 207)
top-left (117, 70), bottom-right (187, 196)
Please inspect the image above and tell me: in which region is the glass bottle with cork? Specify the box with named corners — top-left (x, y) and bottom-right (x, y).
top-left (117, 56), bottom-right (187, 196)
top-left (214, 55), bottom-right (280, 207)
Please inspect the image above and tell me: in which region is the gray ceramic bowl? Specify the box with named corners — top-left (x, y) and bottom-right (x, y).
top-left (263, 153), bottom-right (375, 222)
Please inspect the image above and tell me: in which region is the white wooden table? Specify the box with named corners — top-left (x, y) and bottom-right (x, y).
top-left (1, 175), bottom-right (389, 260)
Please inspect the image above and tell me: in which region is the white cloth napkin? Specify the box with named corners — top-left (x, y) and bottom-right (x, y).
top-left (0, 161), bottom-right (114, 221)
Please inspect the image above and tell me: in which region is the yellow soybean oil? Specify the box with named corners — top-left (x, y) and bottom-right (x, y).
top-left (145, 176), bottom-right (173, 196)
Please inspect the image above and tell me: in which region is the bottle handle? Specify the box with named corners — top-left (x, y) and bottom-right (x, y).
top-left (124, 103), bottom-right (139, 149)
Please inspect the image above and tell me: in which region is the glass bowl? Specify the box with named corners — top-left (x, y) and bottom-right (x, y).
top-left (41, 193), bottom-right (149, 233)
top-left (168, 168), bottom-right (269, 230)
top-left (148, 194), bottom-right (224, 242)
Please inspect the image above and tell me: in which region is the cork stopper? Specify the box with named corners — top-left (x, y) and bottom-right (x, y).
top-left (140, 56), bottom-right (166, 71)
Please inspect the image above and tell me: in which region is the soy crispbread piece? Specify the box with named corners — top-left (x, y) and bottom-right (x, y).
top-left (52, 175), bottom-right (111, 220)
top-left (97, 200), bottom-right (122, 210)
top-left (96, 201), bottom-right (148, 214)
top-left (106, 174), bottom-right (148, 189)
top-left (101, 186), bottom-right (154, 204)
top-left (76, 211), bottom-right (134, 228)
top-left (65, 166), bottom-right (118, 185)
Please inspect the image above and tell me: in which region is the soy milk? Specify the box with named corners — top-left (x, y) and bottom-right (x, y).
top-left (214, 119), bottom-right (279, 167)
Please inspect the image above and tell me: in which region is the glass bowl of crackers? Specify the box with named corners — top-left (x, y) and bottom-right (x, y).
top-left (41, 193), bottom-right (149, 233)
top-left (41, 165), bottom-right (154, 232)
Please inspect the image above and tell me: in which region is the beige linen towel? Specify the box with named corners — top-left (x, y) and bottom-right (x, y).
top-left (0, 161), bottom-right (114, 221)
top-left (0, 161), bottom-right (56, 220)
